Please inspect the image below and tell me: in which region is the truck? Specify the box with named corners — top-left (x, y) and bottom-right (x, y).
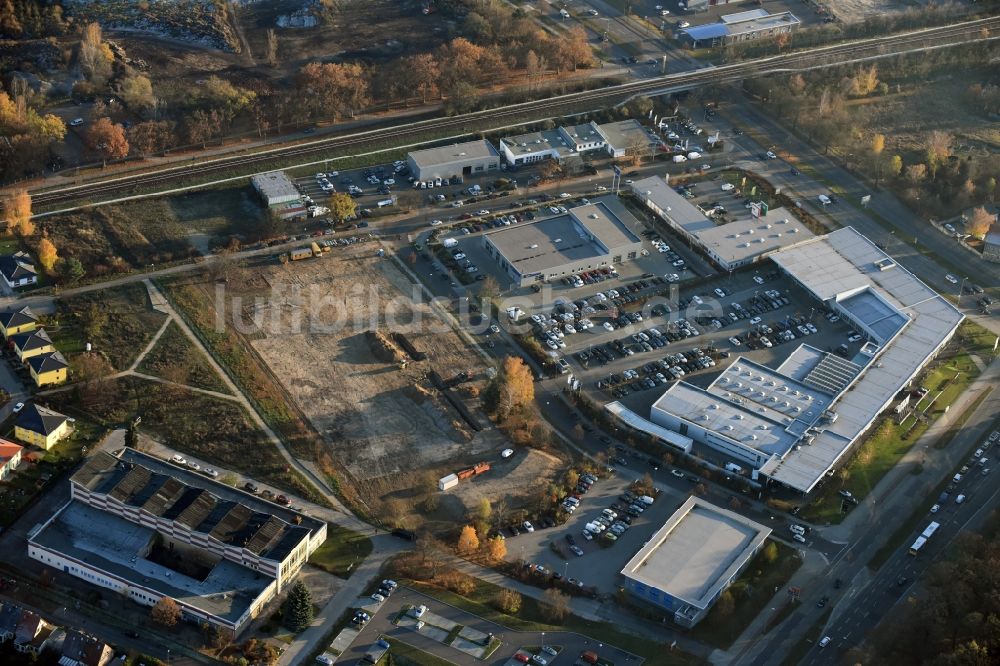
top-left (725, 462), bottom-right (744, 474)
top-left (456, 462), bottom-right (490, 480)
top-left (288, 247), bottom-right (313, 262)
top-left (310, 241), bottom-right (324, 257)
top-left (363, 639), bottom-right (390, 664)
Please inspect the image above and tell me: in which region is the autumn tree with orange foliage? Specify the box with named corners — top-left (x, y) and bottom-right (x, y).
top-left (3, 189), bottom-right (33, 237)
top-left (36, 237), bottom-right (58, 272)
top-left (486, 536), bottom-right (507, 562)
top-left (86, 118), bottom-right (129, 166)
top-left (967, 207), bottom-right (996, 238)
top-left (456, 525), bottom-right (480, 556)
top-left (482, 355), bottom-right (535, 422)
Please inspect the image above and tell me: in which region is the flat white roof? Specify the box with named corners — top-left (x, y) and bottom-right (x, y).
top-left (408, 140), bottom-right (499, 168)
top-left (251, 171), bottom-right (299, 201)
top-left (501, 129), bottom-right (575, 158)
top-left (632, 176), bottom-right (713, 231)
top-left (764, 227), bottom-right (963, 490)
top-left (695, 208), bottom-right (815, 264)
top-left (621, 497), bottom-right (770, 610)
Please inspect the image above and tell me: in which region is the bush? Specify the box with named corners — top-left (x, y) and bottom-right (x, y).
top-left (494, 588), bottom-right (522, 614)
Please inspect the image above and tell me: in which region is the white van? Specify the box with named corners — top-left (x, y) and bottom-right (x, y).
top-left (817, 194), bottom-right (832, 206)
top-left (672, 154), bottom-right (688, 163)
top-left (956, 494), bottom-right (966, 504)
top-left (560, 8), bottom-right (570, 18)
top-left (819, 636), bottom-right (831, 648)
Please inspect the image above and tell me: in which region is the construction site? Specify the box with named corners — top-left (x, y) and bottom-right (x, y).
top-left (222, 245), bottom-right (559, 528)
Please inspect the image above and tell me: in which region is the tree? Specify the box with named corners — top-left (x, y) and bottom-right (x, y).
top-left (119, 74), bottom-right (156, 112)
top-left (761, 542), bottom-right (779, 564)
top-left (715, 589), bottom-right (736, 618)
top-left (486, 536), bottom-right (507, 562)
top-left (327, 192), bottom-right (357, 224)
top-left (495, 588), bottom-right (521, 614)
top-left (888, 154), bottom-right (903, 178)
top-left (475, 498), bottom-right (492, 523)
top-left (58, 257), bottom-right (85, 284)
top-left (128, 120), bottom-right (174, 157)
top-left (151, 597), bottom-right (181, 627)
top-left (79, 22), bottom-right (113, 84)
top-left (482, 355), bottom-right (535, 421)
top-left (565, 469), bottom-right (580, 491)
top-left (36, 238), bottom-right (58, 272)
top-left (477, 275), bottom-right (501, 302)
top-left (967, 207), bottom-right (996, 238)
top-left (626, 133), bottom-right (648, 167)
top-left (404, 53), bottom-right (440, 103)
top-left (457, 525), bottom-right (480, 555)
top-left (540, 589), bottom-right (570, 623)
top-left (3, 189), bottom-right (33, 236)
top-left (265, 28), bottom-right (278, 67)
top-left (297, 62), bottom-right (370, 121)
top-left (283, 581), bottom-right (314, 632)
top-left (86, 118), bottom-right (129, 166)
top-left (871, 134), bottom-right (886, 156)
top-left (905, 163), bottom-right (927, 185)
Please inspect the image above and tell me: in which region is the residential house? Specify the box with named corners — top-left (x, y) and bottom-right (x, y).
top-left (59, 630), bottom-right (114, 666)
top-left (27, 350), bottom-right (69, 387)
top-left (15, 403), bottom-right (72, 451)
top-left (0, 306), bottom-right (37, 340)
top-left (0, 603), bottom-right (21, 641)
top-left (0, 252), bottom-right (38, 289)
top-left (14, 610), bottom-right (56, 655)
top-left (10, 327), bottom-right (55, 362)
top-left (0, 439), bottom-right (23, 481)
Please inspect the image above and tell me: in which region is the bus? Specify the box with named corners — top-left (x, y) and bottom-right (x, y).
top-left (909, 521), bottom-right (940, 555)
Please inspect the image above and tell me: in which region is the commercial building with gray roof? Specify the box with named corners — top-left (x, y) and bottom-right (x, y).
top-left (596, 120), bottom-right (663, 159)
top-left (620, 497), bottom-right (771, 627)
top-left (482, 197), bottom-right (644, 286)
top-left (680, 9), bottom-right (801, 48)
top-left (406, 139), bottom-right (500, 181)
top-left (28, 448), bottom-right (326, 636)
top-left (632, 176), bottom-right (815, 270)
top-left (499, 122), bottom-right (606, 167)
top-left (644, 227), bottom-right (962, 493)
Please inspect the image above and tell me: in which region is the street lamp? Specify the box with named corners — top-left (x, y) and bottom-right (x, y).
top-left (958, 276), bottom-right (968, 302)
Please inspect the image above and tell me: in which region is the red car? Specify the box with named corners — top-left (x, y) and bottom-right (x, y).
top-left (275, 495), bottom-right (290, 506)
top-left (514, 654), bottom-right (530, 664)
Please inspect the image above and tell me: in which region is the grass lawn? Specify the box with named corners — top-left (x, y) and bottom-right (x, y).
top-left (689, 542), bottom-right (802, 649)
top-left (406, 579), bottom-right (703, 665)
top-left (165, 185), bottom-right (265, 237)
top-left (308, 524), bottom-right (374, 579)
top-left (383, 637), bottom-right (456, 666)
top-left (137, 320), bottom-right (230, 394)
top-left (47, 283), bottom-right (167, 371)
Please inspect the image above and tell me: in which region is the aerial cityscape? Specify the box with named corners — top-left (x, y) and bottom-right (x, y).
top-left (0, 0), bottom-right (998, 665)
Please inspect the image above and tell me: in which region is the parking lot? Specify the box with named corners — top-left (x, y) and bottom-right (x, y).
top-left (500, 466), bottom-right (697, 595)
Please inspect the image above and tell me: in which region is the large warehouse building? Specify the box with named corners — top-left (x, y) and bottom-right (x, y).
top-left (28, 449), bottom-right (327, 636)
top-left (632, 175), bottom-right (815, 271)
top-left (620, 497), bottom-right (771, 627)
top-left (482, 197), bottom-right (643, 287)
top-left (644, 227), bottom-right (963, 493)
top-left (407, 139), bottom-right (501, 181)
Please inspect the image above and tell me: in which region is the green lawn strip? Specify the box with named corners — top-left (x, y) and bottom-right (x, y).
top-left (136, 320), bottom-right (231, 394)
top-left (406, 580), bottom-right (701, 664)
top-left (934, 388), bottom-right (993, 450)
top-left (688, 542), bottom-right (802, 649)
top-left (383, 637), bottom-right (457, 666)
top-left (780, 608), bottom-right (832, 666)
top-left (308, 524), bottom-right (375, 579)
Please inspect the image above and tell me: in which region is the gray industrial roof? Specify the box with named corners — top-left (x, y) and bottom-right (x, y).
top-left (31, 501), bottom-right (270, 624)
top-left (73, 449), bottom-right (322, 561)
top-left (605, 401), bottom-right (693, 452)
top-left (695, 208), bottom-right (814, 264)
top-left (408, 140), bottom-right (499, 168)
top-left (632, 176), bottom-right (715, 233)
top-left (251, 172), bottom-right (299, 201)
top-left (621, 497), bottom-right (771, 609)
top-left (838, 290), bottom-right (908, 343)
top-left (598, 120), bottom-right (661, 151)
top-left (485, 198), bottom-right (641, 276)
top-left (719, 9), bottom-right (800, 35)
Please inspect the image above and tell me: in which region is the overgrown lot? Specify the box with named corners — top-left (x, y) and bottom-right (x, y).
top-left (49, 282), bottom-right (167, 371)
top-left (137, 320), bottom-right (230, 394)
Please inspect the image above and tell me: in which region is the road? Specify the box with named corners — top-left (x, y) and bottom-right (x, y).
top-left (25, 16), bottom-right (998, 211)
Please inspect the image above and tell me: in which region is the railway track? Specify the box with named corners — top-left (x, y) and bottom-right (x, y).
top-left (27, 16), bottom-right (998, 209)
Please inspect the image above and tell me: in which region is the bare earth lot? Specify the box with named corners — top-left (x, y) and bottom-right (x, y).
top-left (235, 247), bottom-right (557, 516)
